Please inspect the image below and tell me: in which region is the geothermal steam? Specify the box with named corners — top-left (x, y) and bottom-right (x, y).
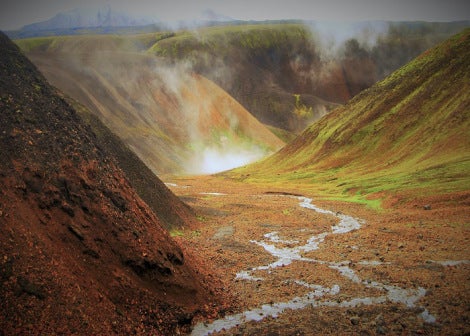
top-left (154, 64), bottom-right (282, 174)
top-left (25, 21), bottom-right (461, 175)
top-left (29, 42), bottom-right (283, 175)
top-left (191, 144), bottom-right (267, 174)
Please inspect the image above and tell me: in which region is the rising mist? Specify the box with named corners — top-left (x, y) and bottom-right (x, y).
top-left (17, 20), bottom-right (468, 174)
top-left (22, 36), bottom-right (283, 175)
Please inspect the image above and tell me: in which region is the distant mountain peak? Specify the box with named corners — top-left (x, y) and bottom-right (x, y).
top-left (21, 5), bottom-right (155, 31)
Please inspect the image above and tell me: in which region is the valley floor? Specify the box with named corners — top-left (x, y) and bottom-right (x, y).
top-left (165, 175), bottom-right (469, 336)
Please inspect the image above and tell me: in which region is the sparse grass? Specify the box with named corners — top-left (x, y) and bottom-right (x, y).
top-left (15, 37), bottom-right (55, 52)
top-left (293, 94), bottom-right (313, 119)
top-left (169, 229), bottom-right (202, 238)
top-left (189, 230), bottom-right (201, 238)
top-left (266, 125), bottom-right (297, 143)
top-left (169, 229), bottom-right (184, 237)
top-left (15, 33), bottom-right (174, 53)
top-left (325, 195), bottom-right (383, 211)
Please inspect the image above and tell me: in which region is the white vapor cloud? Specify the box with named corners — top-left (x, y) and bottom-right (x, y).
top-left (192, 146), bottom-right (267, 174)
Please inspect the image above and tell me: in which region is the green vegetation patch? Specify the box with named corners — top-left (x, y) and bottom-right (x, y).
top-left (15, 37), bottom-right (56, 52)
top-left (148, 23), bottom-right (312, 59)
top-left (169, 229), bottom-right (185, 237)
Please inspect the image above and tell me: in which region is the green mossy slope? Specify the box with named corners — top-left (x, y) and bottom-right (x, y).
top-left (230, 29), bottom-right (470, 207)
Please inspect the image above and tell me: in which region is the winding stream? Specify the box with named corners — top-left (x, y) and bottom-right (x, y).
top-left (190, 196), bottom-right (439, 335)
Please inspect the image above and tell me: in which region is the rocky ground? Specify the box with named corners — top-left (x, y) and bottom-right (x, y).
top-left (165, 175), bottom-right (469, 336)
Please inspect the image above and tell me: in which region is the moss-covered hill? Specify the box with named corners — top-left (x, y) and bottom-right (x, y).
top-left (230, 29), bottom-right (470, 207)
top-left (147, 22), bottom-right (468, 133)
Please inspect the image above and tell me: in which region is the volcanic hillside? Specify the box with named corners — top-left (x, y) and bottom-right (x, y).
top-left (0, 32), bottom-right (224, 335)
top-left (148, 22), bottom-right (469, 133)
top-left (17, 35), bottom-right (284, 174)
top-left (231, 29), bottom-right (470, 206)
top-left (67, 96), bottom-right (195, 231)
top-left (149, 23), bottom-right (348, 132)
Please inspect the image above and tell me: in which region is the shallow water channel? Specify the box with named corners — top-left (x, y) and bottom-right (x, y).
top-left (190, 195), bottom-right (437, 335)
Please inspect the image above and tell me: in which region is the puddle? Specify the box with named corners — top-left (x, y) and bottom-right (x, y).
top-left (298, 197), bottom-right (361, 234)
top-left (431, 260), bottom-right (470, 266)
top-left (191, 196), bottom-right (439, 335)
top-left (200, 192), bottom-right (227, 196)
top-left (263, 232), bottom-right (299, 245)
top-left (164, 182), bottom-right (178, 187)
top-left (212, 226), bottom-right (235, 240)
top-left (191, 284), bottom-right (341, 336)
top-left (358, 260), bottom-right (389, 266)
top-left (164, 182), bottom-right (190, 189)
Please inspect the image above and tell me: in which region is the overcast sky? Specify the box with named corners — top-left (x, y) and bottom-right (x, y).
top-left (1, 0), bottom-right (469, 30)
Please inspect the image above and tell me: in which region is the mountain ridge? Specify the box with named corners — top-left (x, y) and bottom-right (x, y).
top-left (22, 6), bottom-right (154, 31)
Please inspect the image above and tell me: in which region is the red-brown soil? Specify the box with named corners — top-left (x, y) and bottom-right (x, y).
top-left (165, 175), bottom-right (469, 335)
top-left (0, 32), bottom-right (229, 335)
